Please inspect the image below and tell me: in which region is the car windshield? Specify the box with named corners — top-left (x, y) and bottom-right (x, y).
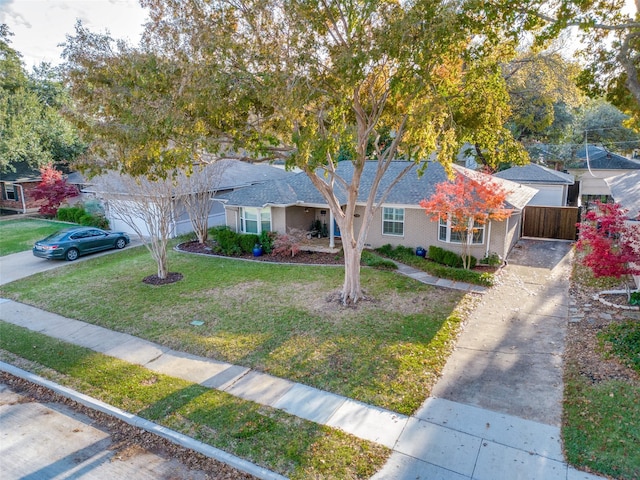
top-left (41, 231), bottom-right (72, 242)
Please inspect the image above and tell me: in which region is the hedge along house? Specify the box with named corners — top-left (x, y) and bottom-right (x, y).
top-left (217, 161), bottom-right (538, 261)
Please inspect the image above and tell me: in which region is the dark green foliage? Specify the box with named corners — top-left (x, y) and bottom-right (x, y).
top-left (375, 244), bottom-right (492, 287)
top-left (598, 320), bottom-right (640, 373)
top-left (630, 291), bottom-right (640, 306)
top-left (259, 230), bottom-right (275, 254)
top-left (210, 226), bottom-right (271, 255)
top-left (361, 250), bottom-right (398, 270)
top-left (239, 234), bottom-right (260, 254)
top-left (480, 252), bottom-right (502, 266)
top-left (213, 227), bottom-right (241, 255)
top-left (56, 205), bottom-right (109, 229)
top-left (428, 245), bottom-right (477, 269)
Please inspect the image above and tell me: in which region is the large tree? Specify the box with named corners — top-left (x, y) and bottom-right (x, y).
top-left (495, 0), bottom-right (640, 129)
top-left (0, 26), bottom-right (84, 173)
top-left (64, 0), bottom-right (528, 304)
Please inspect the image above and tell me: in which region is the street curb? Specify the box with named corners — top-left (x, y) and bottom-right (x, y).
top-left (0, 361), bottom-right (288, 480)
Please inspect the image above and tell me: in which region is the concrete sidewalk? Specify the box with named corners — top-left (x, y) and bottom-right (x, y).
top-left (0, 238), bottom-right (606, 479)
top-left (0, 295), bottom-right (601, 479)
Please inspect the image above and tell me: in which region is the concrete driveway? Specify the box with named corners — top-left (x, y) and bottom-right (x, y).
top-left (0, 238), bottom-right (143, 286)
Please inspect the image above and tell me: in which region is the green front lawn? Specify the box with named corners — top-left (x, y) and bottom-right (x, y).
top-left (0, 323), bottom-right (388, 479)
top-left (0, 243), bottom-right (471, 415)
top-left (0, 217), bottom-right (70, 256)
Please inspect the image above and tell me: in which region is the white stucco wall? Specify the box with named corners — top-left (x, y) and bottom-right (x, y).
top-left (526, 184), bottom-right (567, 207)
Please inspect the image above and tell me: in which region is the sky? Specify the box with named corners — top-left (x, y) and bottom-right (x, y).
top-left (0, 0), bottom-right (148, 69)
top-left (1, 0), bottom-right (638, 71)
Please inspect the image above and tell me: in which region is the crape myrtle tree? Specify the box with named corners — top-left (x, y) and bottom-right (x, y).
top-left (64, 0), bottom-right (529, 304)
top-left (420, 173), bottom-right (513, 269)
top-left (576, 201), bottom-right (640, 300)
top-left (93, 172), bottom-right (182, 281)
top-left (177, 160), bottom-right (228, 244)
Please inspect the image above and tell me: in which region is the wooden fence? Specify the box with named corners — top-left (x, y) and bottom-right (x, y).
top-left (522, 206), bottom-right (579, 240)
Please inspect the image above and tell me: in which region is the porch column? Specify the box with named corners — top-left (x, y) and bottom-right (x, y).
top-left (329, 209), bottom-right (335, 248)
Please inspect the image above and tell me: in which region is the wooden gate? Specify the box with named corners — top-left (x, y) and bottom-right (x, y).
top-left (522, 206), bottom-right (579, 240)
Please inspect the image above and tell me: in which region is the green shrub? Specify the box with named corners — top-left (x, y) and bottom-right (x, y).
top-left (480, 252), bottom-right (502, 266)
top-left (239, 234), bottom-right (260, 254)
top-left (630, 291), bottom-right (640, 306)
top-left (375, 244), bottom-right (493, 287)
top-left (361, 250), bottom-right (398, 270)
top-left (56, 206), bottom-right (109, 229)
top-left (79, 214), bottom-right (94, 226)
top-left (215, 227), bottom-right (241, 255)
top-left (428, 245), bottom-right (476, 269)
top-left (259, 230), bottom-right (275, 254)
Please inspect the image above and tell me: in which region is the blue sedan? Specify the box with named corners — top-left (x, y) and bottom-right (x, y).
top-left (33, 227), bottom-right (130, 261)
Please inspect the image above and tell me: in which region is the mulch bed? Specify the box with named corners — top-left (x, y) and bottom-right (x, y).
top-left (567, 281), bottom-right (640, 386)
top-left (177, 240), bottom-right (346, 265)
top-left (142, 272), bottom-right (184, 285)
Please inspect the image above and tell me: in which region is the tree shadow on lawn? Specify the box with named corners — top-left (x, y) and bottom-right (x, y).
top-left (161, 289), bottom-right (470, 416)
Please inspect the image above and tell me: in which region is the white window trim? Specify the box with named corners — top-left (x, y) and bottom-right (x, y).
top-left (382, 207), bottom-right (405, 237)
top-left (3, 182), bottom-right (16, 201)
top-left (438, 216), bottom-right (485, 245)
top-left (239, 207), bottom-right (271, 234)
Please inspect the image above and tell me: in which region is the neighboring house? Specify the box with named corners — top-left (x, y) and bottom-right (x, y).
top-left (604, 171), bottom-right (640, 289)
top-left (566, 145), bottom-right (640, 204)
top-left (83, 159), bottom-right (294, 238)
top-left (217, 161), bottom-right (538, 261)
top-left (605, 171), bottom-right (640, 221)
top-left (0, 162), bottom-right (43, 214)
top-left (493, 163), bottom-right (575, 207)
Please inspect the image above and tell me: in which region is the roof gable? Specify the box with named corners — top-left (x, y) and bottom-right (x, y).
top-left (218, 161), bottom-right (538, 211)
top-left (571, 146), bottom-right (640, 170)
top-left (494, 163), bottom-right (574, 185)
top-left (605, 171), bottom-right (640, 220)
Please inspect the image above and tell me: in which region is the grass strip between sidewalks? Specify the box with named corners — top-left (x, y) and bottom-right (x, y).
top-left (0, 321), bottom-right (389, 479)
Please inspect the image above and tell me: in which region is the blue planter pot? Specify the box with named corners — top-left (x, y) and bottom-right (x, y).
top-left (252, 246), bottom-right (263, 257)
top-left (416, 247), bottom-right (426, 258)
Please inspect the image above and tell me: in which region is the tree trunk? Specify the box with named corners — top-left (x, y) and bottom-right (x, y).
top-left (341, 237), bottom-right (363, 305)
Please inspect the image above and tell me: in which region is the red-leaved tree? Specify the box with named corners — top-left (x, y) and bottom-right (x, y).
top-left (31, 165), bottom-right (79, 217)
top-left (576, 201), bottom-right (640, 298)
top-left (420, 173), bottom-right (513, 269)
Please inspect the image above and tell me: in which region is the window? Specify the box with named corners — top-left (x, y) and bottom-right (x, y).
top-left (439, 217), bottom-right (484, 244)
top-left (240, 207), bottom-right (271, 234)
top-left (3, 183), bottom-right (16, 201)
top-left (382, 207), bottom-right (404, 236)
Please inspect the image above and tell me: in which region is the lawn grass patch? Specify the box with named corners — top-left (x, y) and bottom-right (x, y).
top-left (0, 243), bottom-right (470, 415)
top-left (598, 321), bottom-right (640, 374)
top-left (0, 322), bottom-right (389, 478)
top-left (0, 218), bottom-right (71, 256)
top-left (563, 363), bottom-right (640, 480)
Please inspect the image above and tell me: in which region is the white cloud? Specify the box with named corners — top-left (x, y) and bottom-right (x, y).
top-left (0, 0), bottom-right (147, 69)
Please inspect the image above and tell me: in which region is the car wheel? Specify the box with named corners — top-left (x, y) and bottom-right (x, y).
top-left (66, 248), bottom-right (79, 261)
top-left (115, 238), bottom-right (127, 249)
